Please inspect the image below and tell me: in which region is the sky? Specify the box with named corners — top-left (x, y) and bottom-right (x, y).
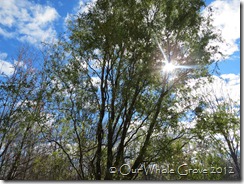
top-left (0, 0), bottom-right (241, 102)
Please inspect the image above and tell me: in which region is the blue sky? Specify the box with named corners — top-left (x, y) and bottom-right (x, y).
top-left (0, 0), bottom-right (241, 98)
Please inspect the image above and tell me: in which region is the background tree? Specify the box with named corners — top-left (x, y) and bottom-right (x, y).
top-left (0, 47), bottom-right (44, 179)
top-left (194, 91), bottom-right (240, 179)
top-left (175, 76), bottom-right (240, 180)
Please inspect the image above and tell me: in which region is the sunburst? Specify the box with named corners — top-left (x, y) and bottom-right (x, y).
top-left (155, 36), bottom-right (198, 74)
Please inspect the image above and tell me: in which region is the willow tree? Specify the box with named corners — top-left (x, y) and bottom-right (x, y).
top-left (194, 90), bottom-right (240, 179)
top-left (172, 75), bottom-right (240, 180)
top-left (44, 0), bottom-right (218, 180)
top-left (0, 47), bottom-right (46, 179)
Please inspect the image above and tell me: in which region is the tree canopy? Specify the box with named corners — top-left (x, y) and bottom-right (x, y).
top-left (0, 0), bottom-right (240, 181)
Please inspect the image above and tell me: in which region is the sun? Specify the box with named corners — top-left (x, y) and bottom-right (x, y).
top-left (163, 62), bottom-right (175, 73)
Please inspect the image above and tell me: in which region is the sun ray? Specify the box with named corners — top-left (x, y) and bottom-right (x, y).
top-left (154, 36), bottom-right (169, 63)
top-left (154, 35), bottom-right (199, 74)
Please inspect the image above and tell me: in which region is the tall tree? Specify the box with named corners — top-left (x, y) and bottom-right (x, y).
top-left (42, 0), bottom-right (219, 180)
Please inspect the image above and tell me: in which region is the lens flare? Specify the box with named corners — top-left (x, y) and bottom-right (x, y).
top-left (163, 62), bottom-right (175, 73)
top-left (154, 35), bottom-right (199, 75)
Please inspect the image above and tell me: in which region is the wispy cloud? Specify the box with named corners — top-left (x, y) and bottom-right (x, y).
top-left (0, 52), bottom-right (8, 60)
top-left (0, 0), bottom-right (59, 46)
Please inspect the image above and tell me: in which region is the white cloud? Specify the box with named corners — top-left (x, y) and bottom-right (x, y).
top-left (176, 73), bottom-right (240, 115)
top-left (14, 60), bottom-right (27, 69)
top-left (77, 0), bottom-right (97, 14)
top-left (221, 73), bottom-right (240, 84)
top-left (209, 74), bottom-right (239, 103)
top-left (0, 52), bottom-right (14, 76)
top-left (204, 0), bottom-right (240, 60)
top-left (198, 74), bottom-right (239, 104)
top-left (0, 27), bottom-right (15, 38)
top-left (63, 0), bottom-right (98, 30)
top-left (64, 13), bottom-right (72, 25)
top-left (0, 0), bottom-right (59, 46)
top-left (219, 73), bottom-right (240, 102)
top-left (0, 60), bottom-right (14, 76)
top-left (91, 76), bottom-right (101, 87)
top-left (0, 52), bottom-right (29, 76)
